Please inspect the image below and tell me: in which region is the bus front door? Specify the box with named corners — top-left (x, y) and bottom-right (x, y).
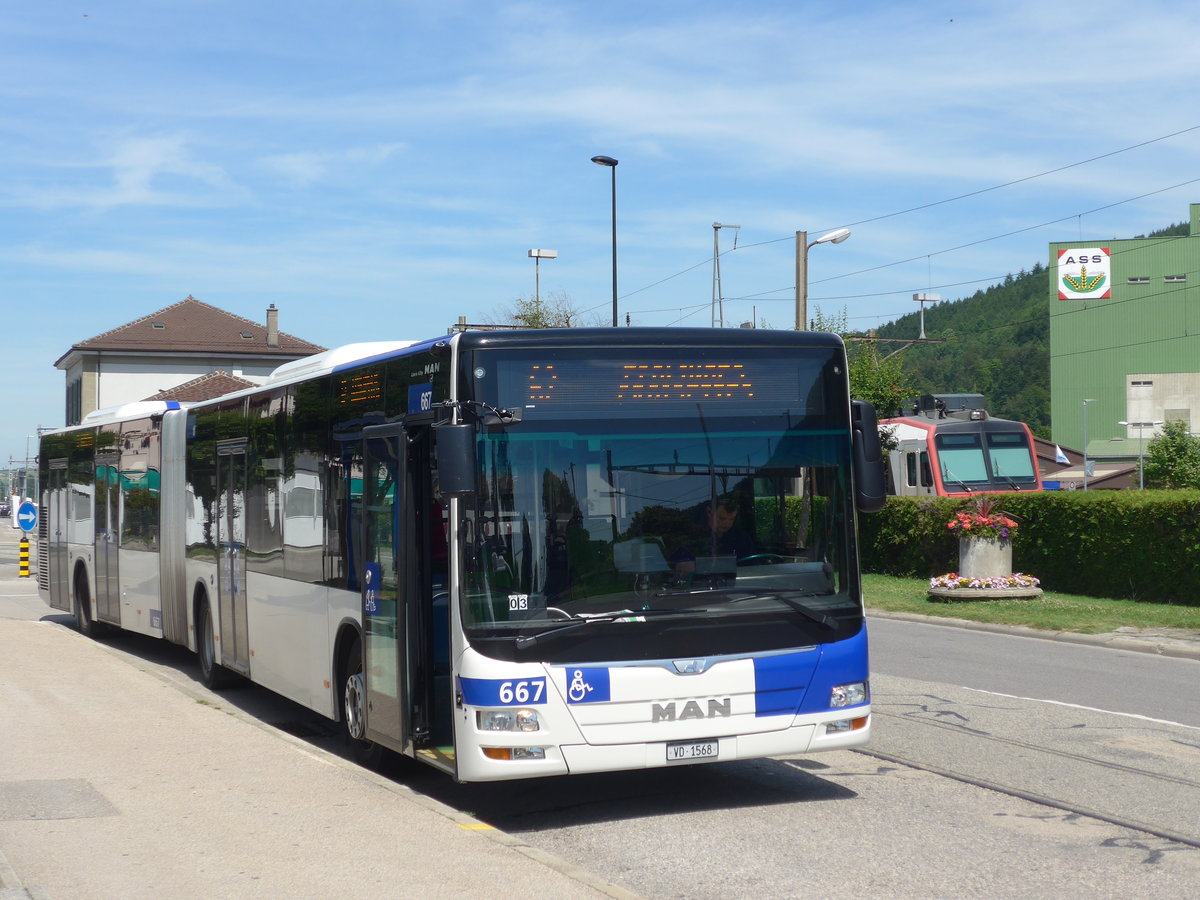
top-left (361, 424), bottom-right (416, 754)
top-left (216, 441), bottom-right (251, 676)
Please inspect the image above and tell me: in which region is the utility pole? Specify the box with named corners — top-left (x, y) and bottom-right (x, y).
top-left (711, 223), bottom-right (739, 327)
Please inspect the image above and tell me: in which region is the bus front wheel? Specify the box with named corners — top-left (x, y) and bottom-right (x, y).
top-left (341, 638), bottom-right (383, 767)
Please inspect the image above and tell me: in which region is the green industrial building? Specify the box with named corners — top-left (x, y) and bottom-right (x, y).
top-left (1050, 202), bottom-right (1200, 465)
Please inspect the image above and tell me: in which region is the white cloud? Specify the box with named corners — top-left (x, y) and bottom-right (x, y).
top-left (258, 142), bottom-right (406, 186)
top-left (16, 134), bottom-right (240, 211)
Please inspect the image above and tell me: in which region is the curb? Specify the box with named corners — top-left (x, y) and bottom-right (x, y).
top-left (866, 608), bottom-right (1200, 662)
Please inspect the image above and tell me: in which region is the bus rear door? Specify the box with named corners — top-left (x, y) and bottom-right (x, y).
top-left (94, 451), bottom-right (121, 625)
top-left (216, 440), bottom-right (251, 676)
top-left (44, 458), bottom-right (70, 611)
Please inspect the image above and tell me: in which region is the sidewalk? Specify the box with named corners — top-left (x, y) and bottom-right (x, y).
top-left (0, 617), bottom-right (633, 899)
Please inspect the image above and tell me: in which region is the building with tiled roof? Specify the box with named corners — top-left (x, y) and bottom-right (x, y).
top-left (55, 296), bottom-right (325, 424)
top-left (142, 370), bottom-right (258, 403)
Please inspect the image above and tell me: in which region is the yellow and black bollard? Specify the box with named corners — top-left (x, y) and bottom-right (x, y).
top-left (19, 536), bottom-right (30, 578)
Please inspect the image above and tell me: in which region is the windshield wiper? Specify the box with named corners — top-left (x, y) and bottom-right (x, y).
top-left (514, 608), bottom-right (704, 650)
top-left (655, 588), bottom-right (840, 630)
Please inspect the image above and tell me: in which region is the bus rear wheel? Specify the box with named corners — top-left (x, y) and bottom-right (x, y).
top-left (73, 570), bottom-right (101, 637)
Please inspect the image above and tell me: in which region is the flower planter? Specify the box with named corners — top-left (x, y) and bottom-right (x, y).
top-left (933, 501), bottom-right (1041, 600)
top-left (958, 537), bottom-right (1012, 579)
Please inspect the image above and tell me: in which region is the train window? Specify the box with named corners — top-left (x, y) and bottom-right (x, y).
top-left (935, 433), bottom-right (988, 485)
top-left (987, 432), bottom-right (1036, 481)
top-left (905, 453), bottom-right (917, 487)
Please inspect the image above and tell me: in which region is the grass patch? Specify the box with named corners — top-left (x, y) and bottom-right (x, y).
top-left (864, 573), bottom-right (1200, 635)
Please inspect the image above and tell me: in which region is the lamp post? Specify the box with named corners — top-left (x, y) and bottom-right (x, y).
top-left (590, 155), bottom-right (619, 327)
top-left (527, 249), bottom-right (557, 318)
top-left (1118, 419), bottom-right (1164, 489)
top-left (1081, 399), bottom-right (1096, 490)
top-left (795, 228), bottom-right (851, 330)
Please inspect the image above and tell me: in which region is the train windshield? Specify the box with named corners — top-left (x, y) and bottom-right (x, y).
top-left (936, 430), bottom-right (1037, 488)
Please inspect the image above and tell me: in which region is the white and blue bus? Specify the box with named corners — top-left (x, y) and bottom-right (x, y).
top-left (38, 328), bottom-right (885, 782)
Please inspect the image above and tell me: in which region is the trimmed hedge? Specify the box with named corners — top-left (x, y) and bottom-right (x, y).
top-left (856, 491), bottom-right (1200, 605)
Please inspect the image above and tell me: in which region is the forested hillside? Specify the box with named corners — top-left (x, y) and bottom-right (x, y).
top-left (868, 220), bottom-right (1188, 440)
top-left (870, 264), bottom-right (1051, 436)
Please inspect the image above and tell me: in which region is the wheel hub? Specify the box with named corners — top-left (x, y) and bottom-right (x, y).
top-left (344, 672), bottom-right (367, 740)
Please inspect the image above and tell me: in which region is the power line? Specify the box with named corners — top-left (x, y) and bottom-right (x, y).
top-left (614, 124), bottom-right (1200, 313)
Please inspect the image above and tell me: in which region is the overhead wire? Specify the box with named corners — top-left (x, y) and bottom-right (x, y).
top-left (610, 124), bottom-right (1200, 318)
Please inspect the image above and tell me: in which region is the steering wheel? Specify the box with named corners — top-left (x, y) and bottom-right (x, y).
top-left (737, 553), bottom-right (787, 566)
top-left (544, 606), bottom-right (573, 621)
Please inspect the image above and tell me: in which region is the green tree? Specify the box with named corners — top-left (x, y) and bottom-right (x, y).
top-left (488, 291), bottom-right (598, 328)
top-left (847, 341), bottom-right (915, 420)
top-left (1142, 420), bottom-right (1200, 489)
top-left (811, 307), bottom-right (916, 417)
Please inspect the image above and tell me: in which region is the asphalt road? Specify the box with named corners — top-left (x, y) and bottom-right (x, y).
top-left (868, 615), bottom-right (1200, 727)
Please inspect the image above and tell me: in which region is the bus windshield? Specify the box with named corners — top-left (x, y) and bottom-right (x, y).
top-left (458, 346), bottom-right (860, 662)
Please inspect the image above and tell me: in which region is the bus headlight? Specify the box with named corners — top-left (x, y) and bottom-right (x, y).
top-left (829, 681), bottom-right (868, 708)
top-left (477, 709), bottom-right (541, 732)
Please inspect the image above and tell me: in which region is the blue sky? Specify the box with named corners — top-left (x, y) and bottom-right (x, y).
top-left (4, 1), bottom-right (1200, 463)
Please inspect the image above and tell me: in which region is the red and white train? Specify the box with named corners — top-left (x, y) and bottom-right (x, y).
top-left (880, 394), bottom-right (1043, 497)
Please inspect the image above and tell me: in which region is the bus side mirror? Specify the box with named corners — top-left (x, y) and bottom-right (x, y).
top-left (435, 424), bottom-right (476, 496)
top-left (852, 400), bottom-right (886, 513)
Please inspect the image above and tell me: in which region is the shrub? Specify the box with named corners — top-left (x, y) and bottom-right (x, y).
top-left (858, 491), bottom-right (1200, 605)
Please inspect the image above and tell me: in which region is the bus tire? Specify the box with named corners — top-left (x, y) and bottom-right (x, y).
top-left (197, 593), bottom-right (238, 690)
top-left (73, 568), bottom-right (102, 637)
top-left (341, 637), bottom-right (384, 768)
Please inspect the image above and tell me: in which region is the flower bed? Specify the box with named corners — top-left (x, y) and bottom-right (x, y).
top-left (930, 572), bottom-right (1041, 591)
top-left (928, 570), bottom-right (1042, 601)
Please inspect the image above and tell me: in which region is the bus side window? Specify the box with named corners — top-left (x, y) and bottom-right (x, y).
top-left (919, 452), bottom-right (933, 487)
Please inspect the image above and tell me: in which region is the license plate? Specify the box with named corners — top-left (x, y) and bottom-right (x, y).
top-left (666, 740), bottom-right (719, 761)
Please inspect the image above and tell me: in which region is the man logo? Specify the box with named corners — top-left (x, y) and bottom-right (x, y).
top-left (652, 698), bottom-right (732, 722)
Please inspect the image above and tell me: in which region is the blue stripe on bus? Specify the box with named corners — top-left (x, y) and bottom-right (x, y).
top-left (797, 626), bottom-right (870, 714)
top-left (459, 676), bottom-right (549, 707)
top-left (752, 651), bottom-right (819, 717)
top-left (753, 626), bottom-right (869, 717)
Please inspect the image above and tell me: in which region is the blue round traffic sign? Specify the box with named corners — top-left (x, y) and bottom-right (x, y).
top-left (16, 501), bottom-right (38, 533)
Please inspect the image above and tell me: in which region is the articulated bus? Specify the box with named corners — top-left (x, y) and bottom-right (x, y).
top-left (38, 328), bottom-right (885, 782)
top-left (881, 394), bottom-right (1042, 497)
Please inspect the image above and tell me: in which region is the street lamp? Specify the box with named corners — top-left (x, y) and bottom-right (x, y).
top-left (1118, 419), bottom-right (1164, 489)
top-left (527, 249), bottom-right (557, 316)
top-left (1081, 399), bottom-right (1096, 490)
top-left (795, 228), bottom-right (851, 330)
top-left (590, 155), bottom-right (619, 327)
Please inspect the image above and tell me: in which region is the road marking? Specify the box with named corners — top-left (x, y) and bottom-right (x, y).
top-left (962, 687), bottom-right (1200, 731)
